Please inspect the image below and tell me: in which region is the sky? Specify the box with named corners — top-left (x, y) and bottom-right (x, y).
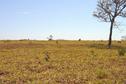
top-left (0, 0), bottom-right (126, 40)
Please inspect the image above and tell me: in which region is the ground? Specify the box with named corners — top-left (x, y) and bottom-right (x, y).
top-left (0, 40), bottom-right (126, 84)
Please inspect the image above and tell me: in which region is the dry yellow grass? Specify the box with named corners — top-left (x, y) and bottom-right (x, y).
top-left (0, 40), bottom-right (126, 84)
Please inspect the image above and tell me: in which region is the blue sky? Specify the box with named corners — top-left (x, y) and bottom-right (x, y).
top-left (0, 0), bottom-right (126, 40)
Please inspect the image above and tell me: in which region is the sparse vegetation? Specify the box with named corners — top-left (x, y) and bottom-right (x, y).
top-left (118, 48), bottom-right (126, 56)
top-left (0, 40), bottom-right (126, 84)
top-left (44, 51), bottom-right (50, 62)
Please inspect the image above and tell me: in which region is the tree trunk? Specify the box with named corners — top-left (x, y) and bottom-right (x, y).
top-left (108, 20), bottom-right (114, 48)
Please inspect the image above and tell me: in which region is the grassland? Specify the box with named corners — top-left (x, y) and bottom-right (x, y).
top-left (0, 40), bottom-right (126, 84)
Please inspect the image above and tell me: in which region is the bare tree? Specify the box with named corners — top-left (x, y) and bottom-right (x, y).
top-left (93, 0), bottom-right (126, 48)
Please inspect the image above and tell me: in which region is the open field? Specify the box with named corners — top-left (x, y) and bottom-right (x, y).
top-left (0, 40), bottom-right (126, 84)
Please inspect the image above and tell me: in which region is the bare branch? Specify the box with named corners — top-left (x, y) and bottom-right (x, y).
top-left (93, 0), bottom-right (126, 48)
top-left (93, 0), bottom-right (126, 22)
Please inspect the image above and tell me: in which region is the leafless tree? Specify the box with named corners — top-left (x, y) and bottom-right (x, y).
top-left (93, 0), bottom-right (126, 48)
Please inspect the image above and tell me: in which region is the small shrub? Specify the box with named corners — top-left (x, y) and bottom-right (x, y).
top-left (56, 40), bottom-right (61, 48)
top-left (44, 51), bottom-right (50, 62)
top-left (96, 69), bottom-right (108, 79)
top-left (90, 50), bottom-right (96, 58)
top-left (118, 48), bottom-right (126, 56)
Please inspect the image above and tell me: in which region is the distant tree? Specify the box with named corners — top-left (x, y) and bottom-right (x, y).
top-left (93, 0), bottom-right (126, 48)
top-left (121, 35), bottom-right (126, 40)
top-left (78, 38), bottom-right (81, 41)
top-left (47, 35), bottom-right (53, 41)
